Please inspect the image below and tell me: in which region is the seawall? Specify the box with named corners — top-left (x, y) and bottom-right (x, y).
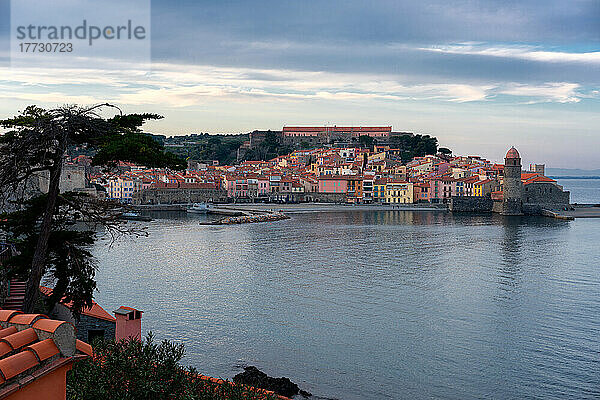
top-left (449, 196), bottom-right (493, 212)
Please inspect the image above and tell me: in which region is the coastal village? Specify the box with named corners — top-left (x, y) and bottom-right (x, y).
top-left (60, 126), bottom-right (570, 215)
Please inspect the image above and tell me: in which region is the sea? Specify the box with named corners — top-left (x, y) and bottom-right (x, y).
top-left (91, 179), bottom-right (600, 399)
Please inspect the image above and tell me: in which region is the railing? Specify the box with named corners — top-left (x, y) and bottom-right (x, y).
top-left (0, 243), bottom-right (15, 264)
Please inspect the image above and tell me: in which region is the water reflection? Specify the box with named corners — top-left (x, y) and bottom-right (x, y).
top-left (499, 216), bottom-right (524, 292)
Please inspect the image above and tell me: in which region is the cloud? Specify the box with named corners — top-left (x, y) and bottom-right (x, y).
top-left (0, 61), bottom-right (592, 110)
top-left (420, 43), bottom-right (600, 65)
top-left (498, 82), bottom-right (582, 103)
top-left (0, 90), bottom-right (99, 104)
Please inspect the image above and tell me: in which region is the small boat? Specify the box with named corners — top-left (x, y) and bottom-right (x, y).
top-left (187, 203), bottom-right (211, 214)
top-left (120, 212), bottom-right (152, 221)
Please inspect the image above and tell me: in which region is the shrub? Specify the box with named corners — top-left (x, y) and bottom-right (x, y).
top-left (67, 333), bottom-right (278, 400)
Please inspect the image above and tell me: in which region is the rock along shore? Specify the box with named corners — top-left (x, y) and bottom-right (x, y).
top-left (233, 366), bottom-right (312, 398)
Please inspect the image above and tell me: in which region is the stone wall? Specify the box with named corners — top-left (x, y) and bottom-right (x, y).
top-left (76, 315), bottom-right (116, 342)
top-left (302, 192), bottom-right (348, 203)
top-left (449, 196), bottom-right (493, 212)
top-left (503, 156), bottom-right (523, 215)
top-left (522, 203), bottom-right (543, 215)
top-left (502, 198), bottom-right (523, 216)
top-left (492, 200), bottom-right (503, 214)
top-left (133, 188), bottom-right (228, 205)
top-left (50, 303), bottom-right (116, 342)
top-left (523, 182), bottom-right (570, 206)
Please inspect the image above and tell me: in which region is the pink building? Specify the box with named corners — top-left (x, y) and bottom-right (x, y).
top-left (318, 176), bottom-right (348, 193)
top-left (257, 177), bottom-right (270, 195)
top-left (429, 177), bottom-right (456, 202)
top-left (223, 176), bottom-right (236, 197)
top-left (114, 306), bottom-right (143, 341)
top-left (223, 176), bottom-right (250, 198)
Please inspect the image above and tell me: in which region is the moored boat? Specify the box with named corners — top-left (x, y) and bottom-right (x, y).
top-left (120, 212), bottom-right (152, 221)
top-left (187, 203), bottom-right (211, 214)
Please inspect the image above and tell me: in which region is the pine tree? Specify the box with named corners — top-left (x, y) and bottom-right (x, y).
top-left (0, 104), bottom-right (184, 314)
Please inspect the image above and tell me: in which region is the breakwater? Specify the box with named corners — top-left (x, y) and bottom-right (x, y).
top-left (201, 212), bottom-right (290, 225)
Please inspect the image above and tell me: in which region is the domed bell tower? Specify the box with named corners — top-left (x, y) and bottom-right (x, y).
top-left (502, 147), bottom-right (523, 215)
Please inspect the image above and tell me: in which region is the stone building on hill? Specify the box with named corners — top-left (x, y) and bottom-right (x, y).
top-left (280, 126), bottom-right (413, 146)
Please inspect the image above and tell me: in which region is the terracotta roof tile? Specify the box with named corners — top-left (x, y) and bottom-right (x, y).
top-left (31, 319), bottom-right (69, 334)
top-left (0, 350), bottom-right (39, 380)
top-left (1, 328), bottom-right (38, 351)
top-left (75, 340), bottom-right (93, 357)
top-left (0, 327), bottom-right (17, 339)
top-left (0, 311), bottom-right (20, 323)
top-left (39, 286), bottom-right (116, 322)
top-left (0, 307), bottom-right (91, 396)
top-left (0, 342), bottom-right (12, 358)
top-left (8, 314), bottom-right (47, 326)
top-left (26, 339), bottom-right (60, 362)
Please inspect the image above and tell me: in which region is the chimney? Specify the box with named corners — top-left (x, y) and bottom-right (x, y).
top-left (113, 306), bottom-right (143, 341)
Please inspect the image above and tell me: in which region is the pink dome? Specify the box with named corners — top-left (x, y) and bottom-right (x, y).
top-left (506, 147), bottom-right (520, 159)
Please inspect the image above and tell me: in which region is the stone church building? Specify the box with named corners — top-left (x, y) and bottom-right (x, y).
top-left (493, 147), bottom-right (570, 215)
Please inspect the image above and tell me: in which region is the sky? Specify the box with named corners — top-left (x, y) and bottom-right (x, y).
top-left (0, 0), bottom-right (599, 168)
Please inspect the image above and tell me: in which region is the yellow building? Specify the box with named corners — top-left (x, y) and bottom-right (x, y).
top-left (385, 181), bottom-right (414, 204)
top-left (108, 176), bottom-right (141, 203)
top-left (368, 152), bottom-right (387, 162)
top-left (373, 178), bottom-right (388, 203)
top-left (474, 179), bottom-right (496, 197)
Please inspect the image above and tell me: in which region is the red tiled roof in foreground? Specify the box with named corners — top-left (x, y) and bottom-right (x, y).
top-left (39, 286), bottom-right (116, 322)
top-left (0, 309), bottom-right (90, 398)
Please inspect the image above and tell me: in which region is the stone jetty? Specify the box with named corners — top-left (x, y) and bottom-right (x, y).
top-left (200, 212), bottom-right (289, 225)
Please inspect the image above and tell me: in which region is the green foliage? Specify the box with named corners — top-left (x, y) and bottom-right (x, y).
top-left (299, 141), bottom-right (311, 150)
top-left (165, 133), bottom-right (246, 165)
top-left (243, 131), bottom-right (292, 161)
top-left (94, 132), bottom-right (186, 170)
top-left (390, 134), bottom-right (438, 162)
top-left (0, 193), bottom-right (97, 315)
top-left (358, 135), bottom-right (376, 148)
top-left (438, 147), bottom-right (452, 155)
top-left (67, 334), bottom-right (277, 400)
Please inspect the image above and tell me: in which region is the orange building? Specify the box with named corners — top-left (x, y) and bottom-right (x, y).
top-left (346, 175), bottom-right (364, 203)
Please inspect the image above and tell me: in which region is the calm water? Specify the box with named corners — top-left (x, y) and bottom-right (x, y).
top-left (556, 178), bottom-right (600, 204)
top-left (92, 207), bottom-right (600, 400)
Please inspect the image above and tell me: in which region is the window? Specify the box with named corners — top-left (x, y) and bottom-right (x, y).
top-left (88, 329), bottom-right (105, 342)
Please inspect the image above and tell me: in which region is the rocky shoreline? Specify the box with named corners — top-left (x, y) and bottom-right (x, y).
top-left (233, 366), bottom-right (312, 399)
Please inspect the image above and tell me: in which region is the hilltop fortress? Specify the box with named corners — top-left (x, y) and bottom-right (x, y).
top-left (248, 126), bottom-right (413, 147)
